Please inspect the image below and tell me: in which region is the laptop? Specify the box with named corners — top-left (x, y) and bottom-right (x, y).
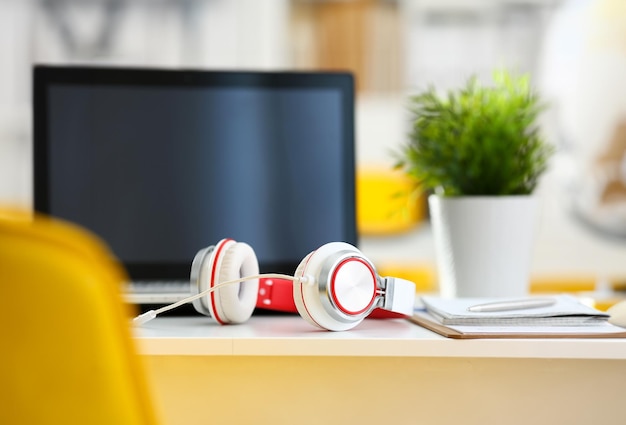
top-left (33, 65), bottom-right (356, 307)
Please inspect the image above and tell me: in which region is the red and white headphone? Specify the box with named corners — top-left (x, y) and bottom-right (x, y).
top-left (134, 239), bottom-right (416, 331)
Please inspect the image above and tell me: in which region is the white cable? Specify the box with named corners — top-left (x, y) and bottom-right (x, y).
top-left (133, 273), bottom-right (310, 325)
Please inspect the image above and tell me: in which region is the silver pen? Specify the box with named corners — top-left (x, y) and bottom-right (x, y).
top-left (467, 298), bottom-right (556, 313)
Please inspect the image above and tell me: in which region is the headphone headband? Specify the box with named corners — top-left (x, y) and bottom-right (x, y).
top-left (380, 277), bottom-right (416, 316)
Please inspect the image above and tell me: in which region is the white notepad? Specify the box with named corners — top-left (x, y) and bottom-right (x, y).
top-left (421, 295), bottom-right (610, 326)
top-left (408, 311), bottom-right (626, 339)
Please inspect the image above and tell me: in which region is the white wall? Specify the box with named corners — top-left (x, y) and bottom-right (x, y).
top-left (0, 0), bottom-right (290, 208)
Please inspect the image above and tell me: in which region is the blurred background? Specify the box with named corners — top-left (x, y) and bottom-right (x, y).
top-left (1, 0), bottom-right (625, 294)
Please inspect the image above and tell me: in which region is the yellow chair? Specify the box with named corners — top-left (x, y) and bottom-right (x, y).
top-left (0, 209), bottom-right (159, 425)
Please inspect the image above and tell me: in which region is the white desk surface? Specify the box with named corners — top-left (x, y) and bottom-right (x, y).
top-left (134, 315), bottom-right (626, 359)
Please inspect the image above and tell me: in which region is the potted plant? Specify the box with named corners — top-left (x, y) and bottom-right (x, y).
top-left (397, 70), bottom-right (554, 297)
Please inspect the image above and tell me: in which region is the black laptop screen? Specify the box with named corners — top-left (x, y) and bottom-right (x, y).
top-left (34, 67), bottom-right (356, 279)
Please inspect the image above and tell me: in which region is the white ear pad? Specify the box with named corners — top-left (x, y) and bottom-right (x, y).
top-left (293, 242), bottom-right (378, 331)
top-left (191, 239), bottom-right (259, 324)
top-left (214, 241), bottom-right (259, 323)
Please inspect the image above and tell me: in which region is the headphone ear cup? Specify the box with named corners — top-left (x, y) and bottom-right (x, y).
top-left (214, 241), bottom-right (259, 324)
top-left (293, 242), bottom-right (372, 331)
top-left (191, 239), bottom-right (259, 324)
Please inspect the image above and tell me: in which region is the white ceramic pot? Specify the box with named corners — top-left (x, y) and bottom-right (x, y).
top-left (428, 194), bottom-right (539, 298)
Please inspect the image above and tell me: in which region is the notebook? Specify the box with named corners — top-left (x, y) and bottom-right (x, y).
top-left (410, 296), bottom-right (626, 339)
top-left (421, 295), bottom-right (610, 326)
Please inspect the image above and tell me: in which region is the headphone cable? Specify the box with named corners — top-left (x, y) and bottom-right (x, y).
top-left (133, 273), bottom-right (310, 325)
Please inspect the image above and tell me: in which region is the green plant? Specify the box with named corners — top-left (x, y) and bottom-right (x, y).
top-left (397, 70), bottom-right (553, 196)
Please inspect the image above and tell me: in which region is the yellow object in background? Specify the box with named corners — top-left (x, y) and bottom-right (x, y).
top-left (529, 275), bottom-right (597, 294)
top-left (356, 166), bottom-right (426, 235)
top-left (530, 274), bottom-right (626, 311)
top-left (377, 262), bottom-right (436, 293)
top-left (0, 209), bottom-right (159, 425)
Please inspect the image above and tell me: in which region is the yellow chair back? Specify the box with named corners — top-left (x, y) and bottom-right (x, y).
top-left (0, 209), bottom-right (159, 425)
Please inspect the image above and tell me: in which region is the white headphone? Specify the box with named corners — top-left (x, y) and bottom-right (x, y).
top-left (189, 239), bottom-right (260, 325)
top-left (134, 239), bottom-right (416, 331)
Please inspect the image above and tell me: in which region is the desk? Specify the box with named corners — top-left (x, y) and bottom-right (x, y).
top-left (136, 316), bottom-right (626, 425)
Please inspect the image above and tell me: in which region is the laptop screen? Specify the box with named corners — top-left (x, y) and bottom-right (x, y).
top-left (34, 66), bottom-right (356, 282)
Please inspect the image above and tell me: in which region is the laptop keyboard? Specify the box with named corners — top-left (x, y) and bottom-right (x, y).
top-left (124, 280), bottom-right (190, 304)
